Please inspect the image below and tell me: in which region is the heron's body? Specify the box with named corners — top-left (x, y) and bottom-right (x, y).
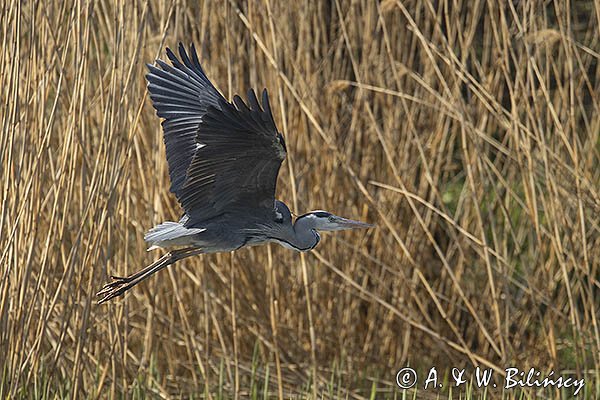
top-left (144, 201), bottom-right (321, 253)
top-left (97, 44), bottom-right (372, 303)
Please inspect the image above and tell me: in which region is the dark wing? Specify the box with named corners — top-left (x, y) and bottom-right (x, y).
top-left (146, 44), bottom-right (286, 222)
top-left (178, 88), bottom-right (287, 221)
top-left (145, 43), bottom-right (225, 194)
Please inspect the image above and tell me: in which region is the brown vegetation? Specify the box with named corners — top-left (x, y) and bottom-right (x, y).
top-left (1, 0), bottom-right (598, 398)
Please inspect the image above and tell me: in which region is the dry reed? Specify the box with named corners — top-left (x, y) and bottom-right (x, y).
top-left (1, 0), bottom-right (598, 398)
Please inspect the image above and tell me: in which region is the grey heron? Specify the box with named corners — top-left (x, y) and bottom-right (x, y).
top-left (97, 43), bottom-right (373, 304)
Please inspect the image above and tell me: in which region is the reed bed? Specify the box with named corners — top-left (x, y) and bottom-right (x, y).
top-left (1, 0), bottom-right (598, 398)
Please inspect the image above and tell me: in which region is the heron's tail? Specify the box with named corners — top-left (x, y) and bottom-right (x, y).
top-left (144, 221), bottom-right (205, 250)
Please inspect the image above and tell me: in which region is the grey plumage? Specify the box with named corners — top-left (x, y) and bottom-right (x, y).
top-left (97, 43), bottom-right (372, 304)
top-left (146, 44), bottom-right (223, 194)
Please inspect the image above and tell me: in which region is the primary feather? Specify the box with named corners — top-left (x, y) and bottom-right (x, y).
top-left (145, 43), bottom-right (286, 224)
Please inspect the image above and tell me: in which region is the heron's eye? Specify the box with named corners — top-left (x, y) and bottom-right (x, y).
top-left (328, 216), bottom-right (334, 222)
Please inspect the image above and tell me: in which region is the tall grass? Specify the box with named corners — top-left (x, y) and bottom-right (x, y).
top-left (1, 0), bottom-right (598, 398)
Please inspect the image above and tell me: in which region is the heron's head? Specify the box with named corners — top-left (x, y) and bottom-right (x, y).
top-left (296, 210), bottom-right (374, 232)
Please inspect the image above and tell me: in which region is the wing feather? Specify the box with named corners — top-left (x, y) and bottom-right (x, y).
top-left (177, 91), bottom-right (286, 221)
top-left (146, 43), bottom-right (225, 195)
top-left (146, 44), bottom-right (286, 223)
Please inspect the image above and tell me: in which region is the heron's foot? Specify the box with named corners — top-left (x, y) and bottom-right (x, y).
top-left (96, 249), bottom-right (197, 305)
top-left (96, 276), bottom-right (135, 304)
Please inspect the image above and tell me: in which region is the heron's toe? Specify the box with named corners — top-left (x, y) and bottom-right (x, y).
top-left (96, 276), bottom-right (133, 304)
top-left (109, 274), bottom-right (131, 281)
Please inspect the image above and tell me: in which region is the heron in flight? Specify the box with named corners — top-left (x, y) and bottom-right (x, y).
top-left (97, 43), bottom-right (373, 304)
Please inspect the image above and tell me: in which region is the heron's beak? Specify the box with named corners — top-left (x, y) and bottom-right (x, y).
top-left (330, 216), bottom-right (374, 231)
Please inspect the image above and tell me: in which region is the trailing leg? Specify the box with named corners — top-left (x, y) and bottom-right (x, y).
top-left (97, 247), bottom-right (203, 304)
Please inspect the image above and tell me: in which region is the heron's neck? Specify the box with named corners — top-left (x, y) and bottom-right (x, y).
top-left (287, 217), bottom-right (320, 251)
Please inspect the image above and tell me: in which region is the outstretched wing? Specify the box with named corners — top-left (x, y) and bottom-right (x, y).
top-left (146, 44), bottom-right (286, 222)
top-left (146, 43), bottom-right (225, 194)
top-left (178, 89), bottom-right (287, 221)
